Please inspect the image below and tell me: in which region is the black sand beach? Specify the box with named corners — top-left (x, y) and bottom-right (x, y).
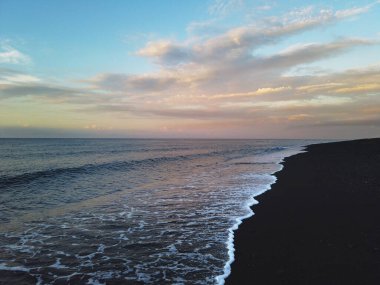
top-left (226, 138), bottom-right (380, 284)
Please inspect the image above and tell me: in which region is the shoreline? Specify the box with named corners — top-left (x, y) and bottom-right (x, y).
top-left (216, 146), bottom-right (307, 284)
top-left (226, 138), bottom-right (380, 284)
top-left (215, 173), bottom-right (278, 285)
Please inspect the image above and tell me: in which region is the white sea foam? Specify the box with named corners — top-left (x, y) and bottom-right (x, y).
top-left (214, 176), bottom-right (275, 285)
top-left (167, 244), bottom-right (178, 253)
top-left (87, 278), bottom-right (106, 285)
top-left (49, 258), bottom-right (68, 269)
top-left (215, 147), bottom-right (305, 285)
top-left (0, 263), bottom-right (30, 272)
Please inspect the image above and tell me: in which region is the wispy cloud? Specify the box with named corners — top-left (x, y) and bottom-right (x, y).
top-left (208, 0), bottom-right (244, 16)
top-left (0, 42), bottom-right (30, 64)
top-left (334, 2), bottom-right (377, 18)
top-left (136, 5), bottom-right (375, 68)
top-left (0, 68), bottom-right (98, 104)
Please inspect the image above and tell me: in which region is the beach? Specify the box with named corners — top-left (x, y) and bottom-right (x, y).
top-left (226, 138), bottom-right (380, 284)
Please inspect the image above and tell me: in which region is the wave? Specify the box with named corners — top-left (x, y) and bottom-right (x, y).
top-left (0, 146), bottom-right (291, 189)
top-left (0, 156), bottom-right (183, 188)
top-left (0, 150), bottom-right (230, 188)
top-left (0, 146), bottom-right (193, 159)
top-left (265, 146), bottom-right (287, 152)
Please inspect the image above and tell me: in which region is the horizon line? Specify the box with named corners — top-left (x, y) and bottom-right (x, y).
top-left (0, 137), bottom-right (345, 140)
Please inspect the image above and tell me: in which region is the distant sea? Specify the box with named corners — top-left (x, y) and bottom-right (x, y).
top-left (0, 139), bottom-right (316, 284)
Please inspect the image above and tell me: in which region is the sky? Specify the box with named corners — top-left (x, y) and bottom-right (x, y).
top-left (0, 0), bottom-right (380, 139)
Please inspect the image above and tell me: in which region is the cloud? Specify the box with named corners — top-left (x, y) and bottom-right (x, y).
top-left (0, 68), bottom-right (100, 104)
top-left (0, 83), bottom-right (95, 104)
top-left (1, 2), bottom-right (379, 138)
top-left (99, 37), bottom-right (373, 97)
top-left (186, 19), bottom-right (224, 37)
top-left (334, 83), bottom-right (380, 94)
top-left (136, 40), bottom-right (191, 65)
top-left (252, 95), bottom-right (354, 109)
top-left (83, 1), bottom-right (378, 128)
top-left (87, 73), bottom-right (179, 93)
top-left (287, 114), bottom-right (313, 121)
top-left (259, 38), bottom-right (374, 70)
top-left (84, 63), bottom-right (380, 130)
top-left (257, 5), bottom-right (272, 11)
top-left (0, 43), bottom-right (30, 64)
top-left (0, 74), bottom-right (40, 84)
top-left (0, 84), bottom-right (73, 98)
top-left (309, 118), bottom-right (380, 127)
top-left (334, 3), bottom-right (375, 19)
top-left (137, 4), bottom-right (375, 68)
top-left (211, 86), bottom-right (292, 100)
top-left (208, 0), bottom-right (244, 16)
top-left (0, 68), bottom-right (40, 84)
top-left (0, 126), bottom-right (132, 138)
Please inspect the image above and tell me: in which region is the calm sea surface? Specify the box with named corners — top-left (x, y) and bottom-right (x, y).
top-left (0, 139), bottom-right (314, 284)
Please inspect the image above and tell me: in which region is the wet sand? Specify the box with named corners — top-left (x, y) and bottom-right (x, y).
top-left (226, 138), bottom-right (380, 285)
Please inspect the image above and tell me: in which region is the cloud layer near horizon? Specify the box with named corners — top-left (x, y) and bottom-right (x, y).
top-left (1, 1), bottom-right (380, 138)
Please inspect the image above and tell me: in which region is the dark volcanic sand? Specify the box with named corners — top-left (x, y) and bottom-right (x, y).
top-left (226, 138), bottom-right (380, 285)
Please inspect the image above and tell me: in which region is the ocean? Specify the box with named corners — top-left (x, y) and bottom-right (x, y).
top-left (0, 139), bottom-right (313, 284)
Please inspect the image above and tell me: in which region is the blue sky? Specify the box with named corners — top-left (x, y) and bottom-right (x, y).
top-left (1, 0), bottom-right (208, 76)
top-left (0, 0), bottom-right (380, 138)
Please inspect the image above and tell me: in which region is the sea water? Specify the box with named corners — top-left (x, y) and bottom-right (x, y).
top-left (0, 139), bottom-right (314, 284)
